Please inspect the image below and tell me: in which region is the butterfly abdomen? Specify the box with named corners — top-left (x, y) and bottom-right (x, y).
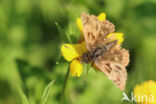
top-left (91, 47), bottom-right (105, 60)
top-left (81, 47), bottom-right (105, 63)
top-left (81, 40), bottom-right (117, 63)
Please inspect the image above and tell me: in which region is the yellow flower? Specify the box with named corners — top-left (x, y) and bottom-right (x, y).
top-left (134, 80), bottom-right (156, 104)
top-left (61, 42), bottom-right (87, 77)
top-left (76, 12), bottom-right (124, 44)
top-left (107, 33), bottom-right (124, 44)
top-left (97, 12), bottom-right (106, 21)
top-left (70, 59), bottom-right (83, 77)
top-left (61, 12), bottom-right (125, 77)
top-left (76, 18), bottom-right (83, 33)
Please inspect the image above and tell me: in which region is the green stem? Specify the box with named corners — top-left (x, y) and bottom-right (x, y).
top-left (60, 66), bottom-right (70, 104)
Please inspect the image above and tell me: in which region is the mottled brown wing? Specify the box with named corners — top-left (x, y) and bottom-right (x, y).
top-left (95, 46), bottom-right (129, 90)
top-left (81, 13), bottom-right (115, 51)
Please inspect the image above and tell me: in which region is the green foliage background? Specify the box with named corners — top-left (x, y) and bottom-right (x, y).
top-left (0, 0), bottom-right (156, 104)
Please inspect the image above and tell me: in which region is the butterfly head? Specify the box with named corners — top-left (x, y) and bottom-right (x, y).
top-left (81, 52), bottom-right (92, 63)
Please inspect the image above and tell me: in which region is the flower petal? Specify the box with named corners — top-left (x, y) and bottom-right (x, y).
top-left (61, 42), bottom-right (87, 62)
top-left (98, 12), bottom-right (106, 21)
top-left (74, 41), bottom-right (87, 56)
top-left (70, 59), bottom-right (83, 77)
top-left (134, 80), bottom-right (156, 103)
top-left (61, 44), bottom-right (79, 62)
top-left (76, 18), bottom-right (83, 33)
top-left (107, 33), bottom-right (124, 44)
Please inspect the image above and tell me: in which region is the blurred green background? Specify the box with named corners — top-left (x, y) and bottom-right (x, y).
top-left (0, 0), bottom-right (156, 104)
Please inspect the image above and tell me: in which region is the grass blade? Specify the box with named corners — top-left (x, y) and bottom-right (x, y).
top-left (41, 80), bottom-right (55, 104)
top-left (55, 22), bottom-right (71, 43)
top-left (16, 83), bottom-right (29, 104)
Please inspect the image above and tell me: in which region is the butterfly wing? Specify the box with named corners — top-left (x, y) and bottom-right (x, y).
top-left (95, 46), bottom-right (129, 90)
top-left (81, 13), bottom-right (115, 51)
top-left (81, 13), bottom-right (129, 90)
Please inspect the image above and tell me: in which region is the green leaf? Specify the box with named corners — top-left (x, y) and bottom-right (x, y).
top-left (16, 83), bottom-right (29, 104)
top-left (55, 22), bottom-right (71, 43)
top-left (41, 80), bottom-right (55, 104)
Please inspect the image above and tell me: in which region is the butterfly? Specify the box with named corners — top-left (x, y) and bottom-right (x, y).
top-left (80, 13), bottom-right (129, 90)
